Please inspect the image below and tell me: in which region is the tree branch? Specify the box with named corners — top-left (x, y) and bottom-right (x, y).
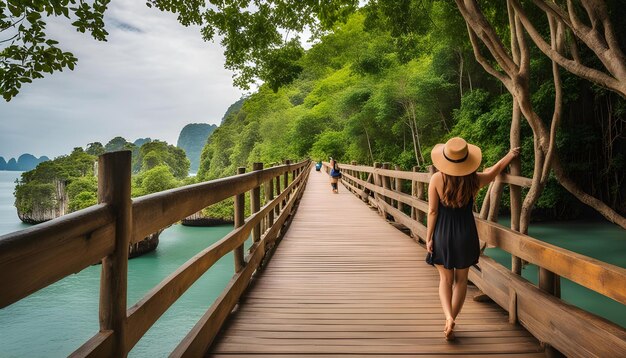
top-left (455, 0), bottom-right (518, 75)
top-left (465, 23), bottom-right (511, 88)
top-left (511, 0), bottom-right (626, 97)
top-left (506, 0), bottom-right (520, 65)
top-left (541, 15), bottom-right (564, 183)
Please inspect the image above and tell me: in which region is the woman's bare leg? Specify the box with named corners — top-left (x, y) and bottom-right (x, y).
top-left (435, 265), bottom-right (455, 339)
top-left (451, 267), bottom-right (470, 319)
top-left (435, 265), bottom-right (454, 318)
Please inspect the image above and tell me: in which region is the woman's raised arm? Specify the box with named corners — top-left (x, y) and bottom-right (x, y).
top-left (477, 147), bottom-right (520, 188)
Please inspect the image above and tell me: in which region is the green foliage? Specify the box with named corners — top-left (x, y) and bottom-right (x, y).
top-left (133, 140), bottom-right (190, 179)
top-left (69, 191), bottom-right (97, 212)
top-left (14, 137), bottom-right (189, 217)
top-left (105, 136), bottom-right (134, 152)
top-left (1, 0), bottom-right (109, 101)
top-left (85, 142), bottom-right (105, 156)
top-left (66, 176), bottom-right (97, 202)
top-left (14, 182), bottom-right (56, 214)
top-left (311, 131), bottom-right (346, 160)
top-left (133, 165), bottom-right (179, 196)
top-left (7, 0), bottom-right (623, 221)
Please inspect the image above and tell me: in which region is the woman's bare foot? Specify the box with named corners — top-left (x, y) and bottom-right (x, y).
top-left (444, 318), bottom-right (455, 341)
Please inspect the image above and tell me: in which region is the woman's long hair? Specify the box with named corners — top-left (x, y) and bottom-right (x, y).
top-left (441, 172), bottom-right (479, 208)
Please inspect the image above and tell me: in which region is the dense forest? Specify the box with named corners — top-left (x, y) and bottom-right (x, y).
top-left (3, 1), bottom-right (625, 226)
top-left (195, 5), bottom-right (625, 223)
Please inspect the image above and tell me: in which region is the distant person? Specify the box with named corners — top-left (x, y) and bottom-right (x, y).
top-left (315, 160), bottom-right (322, 171)
top-left (426, 137), bottom-right (519, 340)
top-left (329, 158), bottom-right (342, 193)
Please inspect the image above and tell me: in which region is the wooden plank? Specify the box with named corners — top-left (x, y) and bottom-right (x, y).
top-left (171, 176), bottom-right (305, 357)
top-left (470, 256), bottom-right (626, 358)
top-left (125, 166), bottom-right (308, 350)
top-left (342, 171), bottom-right (429, 214)
top-left (69, 330), bottom-right (114, 358)
top-left (210, 354), bottom-right (547, 358)
top-left (0, 204), bottom-right (114, 308)
top-left (207, 167), bottom-right (542, 356)
top-left (475, 218), bottom-right (626, 304)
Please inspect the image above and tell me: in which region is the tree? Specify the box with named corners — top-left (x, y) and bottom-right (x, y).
top-left (5, 0), bottom-right (624, 227)
top-left (1, 0), bottom-right (109, 101)
top-left (104, 136), bottom-right (133, 152)
top-left (453, 0), bottom-right (625, 229)
top-left (86, 142), bottom-right (105, 156)
top-left (133, 165), bottom-right (178, 196)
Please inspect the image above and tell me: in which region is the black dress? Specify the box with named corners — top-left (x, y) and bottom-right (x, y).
top-left (429, 198), bottom-right (480, 269)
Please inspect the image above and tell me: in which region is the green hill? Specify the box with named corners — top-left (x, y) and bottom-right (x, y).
top-left (176, 123), bottom-right (217, 173)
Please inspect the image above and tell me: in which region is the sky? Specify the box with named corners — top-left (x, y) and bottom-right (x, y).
top-left (0, 2), bottom-right (246, 160)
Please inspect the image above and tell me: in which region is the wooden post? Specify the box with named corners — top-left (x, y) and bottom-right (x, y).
top-left (283, 160), bottom-right (290, 204)
top-left (98, 151), bottom-right (132, 357)
top-left (411, 166), bottom-right (417, 220)
top-left (508, 286), bottom-right (517, 324)
top-left (382, 163), bottom-right (391, 205)
top-left (275, 172), bottom-right (281, 216)
top-left (395, 165), bottom-right (403, 211)
top-left (539, 267), bottom-right (556, 295)
top-left (416, 166), bottom-right (426, 224)
top-left (234, 167), bottom-right (246, 272)
top-left (266, 172), bottom-right (274, 228)
top-left (251, 163), bottom-right (263, 243)
top-left (373, 162), bottom-right (384, 216)
top-left (351, 161), bottom-right (357, 192)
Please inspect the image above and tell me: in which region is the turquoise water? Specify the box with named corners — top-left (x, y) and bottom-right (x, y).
top-left (0, 171), bottom-right (624, 356)
top-left (0, 171), bottom-right (246, 357)
top-left (0, 172), bottom-right (31, 234)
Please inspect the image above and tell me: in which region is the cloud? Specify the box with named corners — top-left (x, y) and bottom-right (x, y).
top-left (0, 1), bottom-right (245, 159)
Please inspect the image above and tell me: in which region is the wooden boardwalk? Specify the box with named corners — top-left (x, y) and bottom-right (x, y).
top-left (208, 168), bottom-right (544, 357)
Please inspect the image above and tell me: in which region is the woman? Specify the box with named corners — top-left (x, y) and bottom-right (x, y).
top-left (329, 158), bottom-right (342, 193)
top-left (426, 137), bottom-right (519, 340)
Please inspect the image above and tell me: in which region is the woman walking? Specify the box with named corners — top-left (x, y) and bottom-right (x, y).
top-left (426, 137), bottom-right (519, 340)
top-left (329, 158), bottom-right (342, 193)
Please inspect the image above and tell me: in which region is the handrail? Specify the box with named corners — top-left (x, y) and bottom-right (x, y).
top-left (0, 151), bottom-right (311, 357)
top-left (132, 162), bottom-right (309, 243)
top-left (0, 204), bottom-right (115, 308)
top-left (124, 165), bottom-right (308, 351)
top-left (337, 162), bottom-right (532, 187)
top-left (326, 161), bottom-right (626, 358)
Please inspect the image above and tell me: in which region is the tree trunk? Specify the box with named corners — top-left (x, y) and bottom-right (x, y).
top-left (459, 51), bottom-right (464, 99)
top-left (364, 127), bottom-right (374, 164)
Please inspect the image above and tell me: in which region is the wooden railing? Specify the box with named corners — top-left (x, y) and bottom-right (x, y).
top-left (0, 151), bottom-right (311, 357)
top-left (324, 161), bottom-right (626, 358)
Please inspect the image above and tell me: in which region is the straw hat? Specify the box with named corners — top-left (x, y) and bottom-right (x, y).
top-left (431, 137), bottom-right (482, 176)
